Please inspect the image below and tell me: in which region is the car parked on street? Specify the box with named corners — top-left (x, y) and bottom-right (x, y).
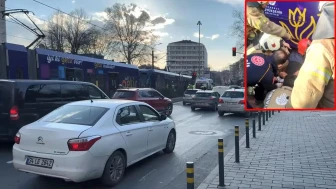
top-left (182, 89), bottom-right (199, 105)
top-left (218, 88), bottom-right (250, 116)
top-left (112, 88), bottom-right (173, 116)
top-left (0, 79), bottom-right (109, 141)
top-left (12, 99), bottom-right (176, 187)
top-left (190, 90), bottom-right (221, 111)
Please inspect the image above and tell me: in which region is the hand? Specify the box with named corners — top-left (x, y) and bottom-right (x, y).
top-left (285, 34), bottom-right (292, 40)
top-left (282, 41), bottom-right (291, 49)
top-left (272, 77), bottom-right (278, 84)
top-left (279, 72), bottom-right (287, 78)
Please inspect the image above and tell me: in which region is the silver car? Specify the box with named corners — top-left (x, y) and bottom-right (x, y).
top-left (191, 90), bottom-right (220, 111)
top-left (183, 89), bottom-right (200, 105)
top-left (218, 89), bottom-right (248, 116)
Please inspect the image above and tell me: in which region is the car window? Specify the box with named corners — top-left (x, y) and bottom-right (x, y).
top-left (139, 105), bottom-right (160, 121)
top-left (195, 92), bottom-right (211, 97)
top-left (41, 105), bottom-right (108, 126)
top-left (116, 105), bottom-right (141, 125)
top-left (87, 85), bottom-right (104, 99)
top-left (25, 84), bottom-right (62, 103)
top-left (148, 90), bottom-right (162, 98)
top-left (113, 91), bottom-right (135, 99)
top-left (184, 90), bottom-right (198, 94)
top-left (139, 90), bottom-right (153, 98)
top-left (0, 82), bottom-right (12, 108)
top-left (61, 84), bottom-right (89, 101)
top-left (222, 91), bottom-right (244, 98)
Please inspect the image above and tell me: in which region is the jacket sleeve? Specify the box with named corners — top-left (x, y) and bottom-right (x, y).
top-left (287, 42), bottom-right (334, 108)
top-left (247, 7), bottom-right (291, 39)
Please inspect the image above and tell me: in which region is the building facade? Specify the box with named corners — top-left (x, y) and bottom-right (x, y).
top-left (166, 40), bottom-right (208, 76)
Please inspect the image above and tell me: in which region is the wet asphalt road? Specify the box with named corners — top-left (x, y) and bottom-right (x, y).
top-left (0, 101), bottom-right (249, 189)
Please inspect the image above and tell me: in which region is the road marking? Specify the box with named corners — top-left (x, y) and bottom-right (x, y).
top-left (138, 169), bottom-right (156, 182)
top-left (7, 160), bottom-right (13, 164)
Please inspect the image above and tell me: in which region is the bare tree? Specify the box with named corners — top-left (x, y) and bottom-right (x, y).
top-left (81, 29), bottom-right (111, 56)
top-left (230, 9), bottom-right (244, 50)
top-left (43, 11), bottom-right (66, 52)
top-left (105, 3), bottom-right (158, 64)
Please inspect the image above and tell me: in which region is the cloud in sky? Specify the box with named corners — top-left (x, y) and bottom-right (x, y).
top-left (216, 0), bottom-right (244, 6)
top-left (206, 34), bottom-right (220, 40)
top-left (193, 32), bottom-right (204, 38)
top-left (72, 0), bottom-right (75, 4)
top-left (194, 32), bottom-right (219, 40)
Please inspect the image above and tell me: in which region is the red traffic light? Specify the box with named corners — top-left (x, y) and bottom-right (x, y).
top-left (232, 47), bottom-right (236, 56)
top-left (192, 72), bottom-right (196, 76)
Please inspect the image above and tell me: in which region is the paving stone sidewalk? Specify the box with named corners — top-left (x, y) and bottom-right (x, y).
top-left (197, 111), bottom-right (336, 189)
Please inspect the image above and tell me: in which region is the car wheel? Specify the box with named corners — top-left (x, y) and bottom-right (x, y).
top-left (165, 104), bottom-right (173, 116)
top-left (101, 150), bottom-right (126, 187)
top-left (191, 107), bottom-right (195, 111)
top-left (218, 111), bottom-right (224, 116)
top-left (183, 102), bottom-right (186, 105)
top-left (163, 130), bottom-right (176, 153)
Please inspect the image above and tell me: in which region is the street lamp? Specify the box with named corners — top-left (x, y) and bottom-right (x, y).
top-left (197, 21), bottom-right (202, 78)
top-left (152, 43), bottom-right (162, 69)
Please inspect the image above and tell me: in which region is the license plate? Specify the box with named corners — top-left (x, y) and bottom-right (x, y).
top-left (197, 103), bottom-right (206, 105)
top-left (26, 156), bottom-right (54, 169)
top-left (225, 102), bottom-right (235, 105)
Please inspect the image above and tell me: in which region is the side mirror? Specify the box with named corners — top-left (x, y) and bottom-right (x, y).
top-left (160, 114), bottom-right (167, 121)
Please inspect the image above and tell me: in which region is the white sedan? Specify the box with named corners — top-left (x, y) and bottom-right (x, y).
top-left (12, 99), bottom-right (176, 186)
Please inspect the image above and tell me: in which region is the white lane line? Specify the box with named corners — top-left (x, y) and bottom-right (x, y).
top-left (7, 160), bottom-right (13, 164)
top-left (138, 169), bottom-right (156, 182)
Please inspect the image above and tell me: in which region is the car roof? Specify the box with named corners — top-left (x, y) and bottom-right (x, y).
top-left (0, 79), bottom-right (95, 85)
top-left (196, 90), bottom-right (215, 93)
top-left (116, 88), bottom-right (154, 91)
top-left (66, 99), bottom-right (148, 108)
top-left (225, 89), bottom-right (245, 92)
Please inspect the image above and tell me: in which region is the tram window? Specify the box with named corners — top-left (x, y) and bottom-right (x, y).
top-left (25, 84), bottom-right (62, 103)
top-left (87, 85), bottom-right (103, 99)
top-left (61, 84), bottom-right (89, 101)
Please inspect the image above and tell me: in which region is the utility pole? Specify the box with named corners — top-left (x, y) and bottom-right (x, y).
top-left (152, 48), bottom-right (154, 69)
top-left (0, 0), bottom-right (6, 44)
top-left (197, 21), bottom-right (202, 78)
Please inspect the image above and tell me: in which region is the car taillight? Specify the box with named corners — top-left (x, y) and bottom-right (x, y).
top-left (14, 132), bottom-right (21, 144)
top-left (67, 136), bottom-right (101, 151)
top-left (10, 106), bottom-right (19, 120)
top-left (239, 100), bottom-right (245, 104)
top-left (219, 99), bottom-right (224, 103)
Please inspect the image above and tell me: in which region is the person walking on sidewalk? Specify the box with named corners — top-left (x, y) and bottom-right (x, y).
top-left (287, 2), bottom-right (334, 109)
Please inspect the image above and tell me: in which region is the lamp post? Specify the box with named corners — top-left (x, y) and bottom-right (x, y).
top-left (152, 43), bottom-right (162, 69)
top-left (197, 21), bottom-right (202, 78)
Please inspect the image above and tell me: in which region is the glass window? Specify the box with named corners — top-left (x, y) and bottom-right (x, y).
top-left (61, 84), bottom-right (89, 101)
top-left (148, 90), bottom-right (162, 98)
top-left (139, 90), bottom-right (153, 98)
top-left (25, 84), bottom-right (62, 103)
top-left (87, 85), bottom-right (103, 99)
top-left (195, 92), bottom-right (211, 97)
top-left (139, 105), bottom-right (159, 121)
top-left (184, 90), bottom-right (198, 95)
top-left (116, 105), bottom-right (141, 125)
top-left (41, 105), bottom-right (108, 126)
top-left (222, 91), bottom-right (244, 98)
top-left (113, 91), bottom-right (135, 99)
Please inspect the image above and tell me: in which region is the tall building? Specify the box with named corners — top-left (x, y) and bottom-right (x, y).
top-left (166, 40), bottom-right (208, 76)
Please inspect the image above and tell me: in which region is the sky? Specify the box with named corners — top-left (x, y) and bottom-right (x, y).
top-left (3, 0), bottom-right (244, 71)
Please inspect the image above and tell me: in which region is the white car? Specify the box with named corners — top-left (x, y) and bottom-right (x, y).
top-left (218, 88), bottom-right (249, 116)
top-left (12, 99), bottom-right (176, 186)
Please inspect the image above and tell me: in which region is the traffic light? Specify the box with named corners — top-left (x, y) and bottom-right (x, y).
top-left (232, 47), bottom-right (236, 56)
top-left (192, 72), bottom-right (197, 80)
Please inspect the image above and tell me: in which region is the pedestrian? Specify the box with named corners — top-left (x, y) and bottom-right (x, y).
top-left (246, 1), bottom-right (292, 48)
top-left (287, 2), bottom-right (334, 109)
top-left (246, 49), bottom-right (288, 105)
top-left (247, 33), bottom-right (291, 56)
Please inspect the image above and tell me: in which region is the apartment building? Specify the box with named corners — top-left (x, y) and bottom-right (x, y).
top-left (166, 40), bottom-right (208, 76)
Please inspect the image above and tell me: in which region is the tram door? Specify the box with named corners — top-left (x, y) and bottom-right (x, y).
top-left (65, 68), bottom-right (83, 81)
top-left (108, 72), bottom-right (119, 97)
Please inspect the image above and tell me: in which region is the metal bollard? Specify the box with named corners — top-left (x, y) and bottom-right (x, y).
top-left (245, 118), bottom-right (250, 148)
top-left (252, 118), bottom-right (256, 138)
top-left (186, 162), bottom-right (194, 189)
top-left (235, 126), bottom-right (239, 163)
top-left (218, 139), bottom-right (225, 187)
top-left (258, 112), bottom-right (261, 131)
top-left (269, 111), bottom-right (272, 118)
top-left (266, 111), bottom-right (268, 121)
top-left (272, 111), bottom-right (274, 115)
top-left (262, 112), bottom-right (265, 125)
top-left (278, 110), bottom-right (280, 113)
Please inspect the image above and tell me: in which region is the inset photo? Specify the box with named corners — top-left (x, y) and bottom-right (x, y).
top-left (245, 1), bottom-right (335, 110)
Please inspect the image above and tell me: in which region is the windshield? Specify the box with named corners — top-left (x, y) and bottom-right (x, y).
top-left (196, 83), bottom-right (208, 89)
top-left (222, 91), bottom-right (244, 98)
top-left (41, 105), bottom-right (109, 126)
top-left (184, 90), bottom-right (198, 94)
top-left (113, 91), bottom-right (135, 99)
top-left (195, 93), bottom-right (212, 97)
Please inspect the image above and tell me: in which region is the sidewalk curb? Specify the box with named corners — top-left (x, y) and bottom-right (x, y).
top-left (196, 112), bottom-right (278, 189)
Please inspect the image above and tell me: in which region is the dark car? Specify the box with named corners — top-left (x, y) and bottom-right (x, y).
top-left (190, 90), bottom-right (221, 111)
top-left (0, 79), bottom-right (109, 141)
top-left (112, 88), bottom-right (173, 116)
